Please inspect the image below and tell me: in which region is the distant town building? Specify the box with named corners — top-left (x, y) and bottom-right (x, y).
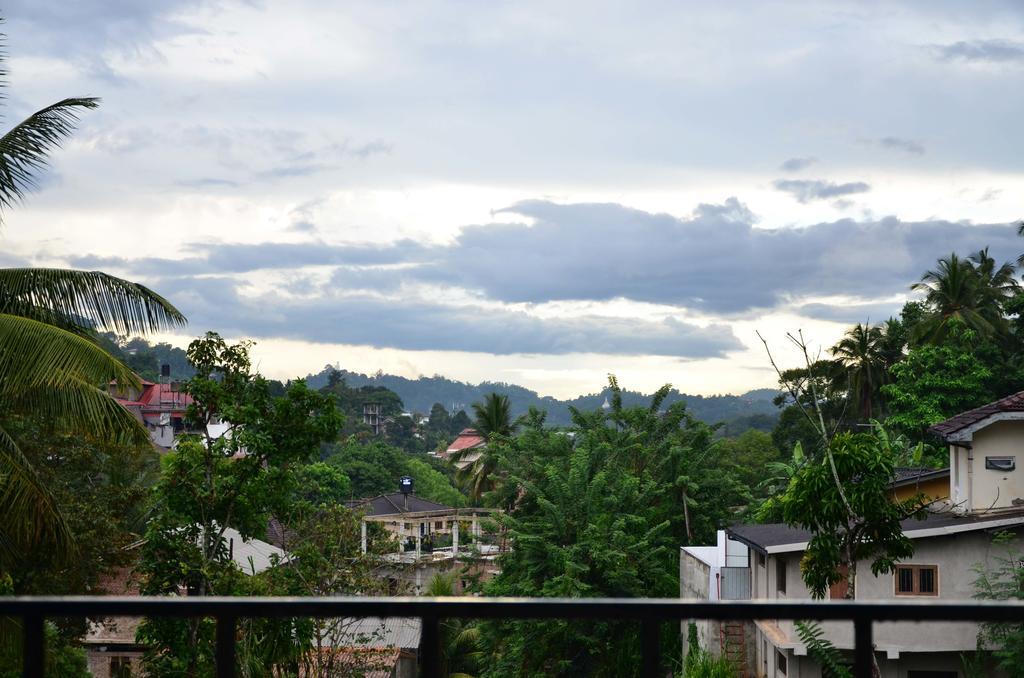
top-left (110, 377), bottom-right (194, 449)
top-left (433, 428), bottom-right (486, 469)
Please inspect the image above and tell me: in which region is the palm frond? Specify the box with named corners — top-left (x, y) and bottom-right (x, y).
top-left (0, 97), bottom-right (99, 216)
top-left (0, 268), bottom-right (186, 335)
top-left (6, 380), bottom-right (150, 447)
top-left (0, 313), bottom-right (140, 392)
top-left (0, 422), bottom-right (74, 562)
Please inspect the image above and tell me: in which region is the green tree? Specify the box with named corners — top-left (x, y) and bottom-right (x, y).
top-left (780, 425), bottom-right (928, 599)
top-left (454, 393), bottom-right (517, 503)
top-left (472, 392), bottom-right (514, 437)
top-left (909, 252), bottom-right (1015, 344)
top-left (971, 530), bottom-right (1024, 678)
top-left (137, 333), bottom-right (342, 675)
top-left (830, 322), bottom-right (889, 420)
top-left (883, 322), bottom-right (995, 445)
top-left (477, 378), bottom-right (744, 676)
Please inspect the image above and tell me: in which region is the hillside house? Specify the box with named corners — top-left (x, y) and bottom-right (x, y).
top-left (110, 378), bottom-right (194, 449)
top-left (434, 428), bottom-right (486, 469)
top-left (681, 391), bottom-right (1024, 677)
top-left (348, 491), bottom-right (502, 594)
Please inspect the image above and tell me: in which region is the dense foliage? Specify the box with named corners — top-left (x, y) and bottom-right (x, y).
top-left (476, 379), bottom-right (748, 676)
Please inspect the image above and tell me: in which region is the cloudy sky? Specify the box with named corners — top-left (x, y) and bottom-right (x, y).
top-left (3, 0), bottom-right (1024, 398)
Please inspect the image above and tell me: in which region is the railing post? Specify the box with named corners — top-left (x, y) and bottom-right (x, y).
top-left (853, 617), bottom-right (873, 678)
top-left (421, 614), bottom-right (441, 677)
top-left (641, 618), bottom-right (661, 677)
top-left (216, 615), bottom-right (237, 678)
top-left (22, 614), bottom-right (44, 678)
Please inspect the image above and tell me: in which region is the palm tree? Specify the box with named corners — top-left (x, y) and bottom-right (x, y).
top-left (426, 573), bottom-right (481, 678)
top-left (969, 247), bottom-right (1019, 331)
top-left (830, 323), bottom-right (886, 420)
top-left (910, 253), bottom-right (992, 343)
top-left (454, 393), bottom-right (515, 502)
top-left (471, 392), bottom-right (514, 438)
top-left (0, 38), bottom-right (187, 561)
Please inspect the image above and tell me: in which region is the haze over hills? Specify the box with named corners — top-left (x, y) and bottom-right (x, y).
top-left (303, 365), bottom-right (780, 430)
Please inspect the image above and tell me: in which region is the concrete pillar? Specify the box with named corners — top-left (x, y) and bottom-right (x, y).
top-left (415, 532), bottom-right (422, 559)
top-left (360, 520), bottom-right (367, 554)
top-left (472, 517), bottom-right (479, 546)
top-left (452, 520), bottom-right (460, 556)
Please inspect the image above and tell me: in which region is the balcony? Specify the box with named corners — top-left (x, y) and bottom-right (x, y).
top-left (2, 596), bottom-right (1023, 678)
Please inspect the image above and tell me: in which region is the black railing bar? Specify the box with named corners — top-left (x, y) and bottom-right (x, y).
top-left (22, 614), bottom-right (44, 678)
top-left (853, 618), bottom-right (873, 678)
top-left (2, 596), bottom-right (1023, 622)
top-left (215, 615), bottom-right (236, 678)
top-left (640, 619), bottom-right (661, 676)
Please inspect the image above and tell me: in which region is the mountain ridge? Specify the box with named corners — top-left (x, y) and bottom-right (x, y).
top-left (302, 365), bottom-right (780, 430)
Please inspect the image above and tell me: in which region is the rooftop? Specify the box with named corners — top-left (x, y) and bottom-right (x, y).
top-left (728, 507), bottom-right (1024, 554)
top-left (346, 493), bottom-right (452, 517)
top-left (929, 390), bottom-right (1024, 441)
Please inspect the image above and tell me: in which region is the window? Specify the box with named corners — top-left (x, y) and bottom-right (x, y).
top-left (985, 456), bottom-right (1015, 471)
top-left (776, 559), bottom-right (786, 594)
top-left (435, 521), bottom-right (444, 529)
top-left (775, 649), bottom-right (788, 675)
top-left (757, 552), bottom-right (765, 568)
top-left (110, 657), bottom-right (133, 678)
top-left (895, 565), bottom-right (938, 596)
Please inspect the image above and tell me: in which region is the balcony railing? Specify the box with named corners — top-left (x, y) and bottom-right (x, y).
top-left (2, 596), bottom-right (1023, 678)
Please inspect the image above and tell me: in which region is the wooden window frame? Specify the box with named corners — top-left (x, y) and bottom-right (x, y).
top-left (894, 564), bottom-right (938, 596)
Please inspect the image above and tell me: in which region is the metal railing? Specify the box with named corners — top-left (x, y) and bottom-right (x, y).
top-left (2, 596), bottom-right (1023, 678)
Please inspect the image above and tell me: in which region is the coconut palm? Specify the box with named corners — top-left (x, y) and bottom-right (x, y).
top-left (471, 392), bottom-right (514, 438)
top-left (830, 323), bottom-right (887, 420)
top-left (0, 38), bottom-right (187, 561)
top-left (969, 247), bottom-right (1019, 330)
top-left (910, 253), bottom-right (992, 344)
top-left (454, 393), bottom-right (515, 502)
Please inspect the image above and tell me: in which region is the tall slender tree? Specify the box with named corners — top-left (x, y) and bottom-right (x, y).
top-left (455, 393), bottom-right (516, 502)
top-left (910, 253), bottom-right (991, 343)
top-left (830, 323), bottom-right (886, 420)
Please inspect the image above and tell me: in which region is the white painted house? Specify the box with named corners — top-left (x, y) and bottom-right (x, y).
top-left (681, 391), bottom-right (1024, 678)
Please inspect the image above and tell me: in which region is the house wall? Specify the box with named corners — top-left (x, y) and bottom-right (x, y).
top-left (762, 528), bottom-right (1021, 665)
top-left (679, 548), bottom-right (718, 658)
top-left (892, 476), bottom-right (949, 503)
top-left (962, 420), bottom-right (1024, 511)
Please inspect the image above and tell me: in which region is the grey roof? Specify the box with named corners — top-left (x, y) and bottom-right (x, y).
top-left (890, 467), bottom-right (949, 487)
top-left (729, 508), bottom-right (1024, 553)
top-left (329, 617), bottom-right (422, 651)
top-left (346, 493), bottom-right (452, 517)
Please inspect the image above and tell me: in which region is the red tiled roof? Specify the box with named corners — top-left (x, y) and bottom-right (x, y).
top-left (929, 390), bottom-right (1024, 439)
top-left (445, 428), bottom-right (485, 455)
top-left (113, 380), bottom-right (193, 414)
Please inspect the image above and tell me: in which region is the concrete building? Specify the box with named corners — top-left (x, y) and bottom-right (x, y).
top-left (349, 492), bottom-right (504, 594)
top-left (110, 377), bottom-right (194, 449)
top-left (680, 392), bottom-right (1024, 677)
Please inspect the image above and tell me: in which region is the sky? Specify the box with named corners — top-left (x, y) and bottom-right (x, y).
top-left (3, 0), bottom-right (1024, 398)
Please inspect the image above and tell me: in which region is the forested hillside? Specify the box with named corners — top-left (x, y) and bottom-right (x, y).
top-left (302, 367), bottom-right (779, 429)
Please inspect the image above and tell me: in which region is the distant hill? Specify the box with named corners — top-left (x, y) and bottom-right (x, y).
top-left (302, 366), bottom-right (780, 430)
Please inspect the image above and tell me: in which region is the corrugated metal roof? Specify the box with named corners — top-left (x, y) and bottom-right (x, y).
top-left (329, 617), bottom-right (422, 651)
